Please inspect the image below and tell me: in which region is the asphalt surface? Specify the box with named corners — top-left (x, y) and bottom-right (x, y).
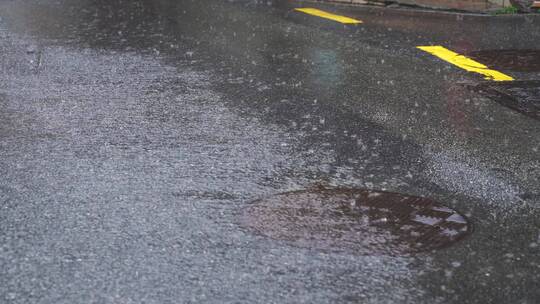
top-left (0, 0), bottom-right (539, 303)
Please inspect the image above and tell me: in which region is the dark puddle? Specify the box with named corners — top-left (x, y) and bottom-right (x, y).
top-left (467, 50), bottom-right (540, 72)
top-left (242, 188), bottom-right (470, 256)
top-left (475, 81), bottom-right (540, 120)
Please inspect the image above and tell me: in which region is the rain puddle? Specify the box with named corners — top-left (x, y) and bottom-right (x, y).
top-left (467, 50), bottom-right (540, 72)
top-left (242, 188), bottom-right (470, 255)
top-left (475, 81), bottom-right (540, 120)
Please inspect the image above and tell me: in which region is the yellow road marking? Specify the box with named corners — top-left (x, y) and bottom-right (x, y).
top-left (417, 46), bottom-right (514, 82)
top-left (294, 8), bottom-right (362, 24)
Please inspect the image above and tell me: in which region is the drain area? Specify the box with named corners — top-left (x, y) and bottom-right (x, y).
top-left (242, 189), bottom-right (470, 256)
top-left (467, 50), bottom-right (540, 72)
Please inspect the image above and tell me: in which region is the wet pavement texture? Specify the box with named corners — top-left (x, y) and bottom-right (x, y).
top-left (0, 0), bottom-right (539, 303)
top-left (474, 81), bottom-right (540, 120)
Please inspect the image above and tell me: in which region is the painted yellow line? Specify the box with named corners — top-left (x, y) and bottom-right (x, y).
top-left (294, 8), bottom-right (362, 24)
top-left (417, 46), bottom-right (514, 82)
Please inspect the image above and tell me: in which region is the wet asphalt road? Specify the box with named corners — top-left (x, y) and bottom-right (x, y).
top-left (1, 0), bottom-right (539, 303)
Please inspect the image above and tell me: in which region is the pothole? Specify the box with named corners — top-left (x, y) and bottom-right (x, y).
top-left (475, 80), bottom-right (540, 120)
top-left (467, 50), bottom-right (540, 72)
top-left (242, 188), bottom-right (470, 255)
